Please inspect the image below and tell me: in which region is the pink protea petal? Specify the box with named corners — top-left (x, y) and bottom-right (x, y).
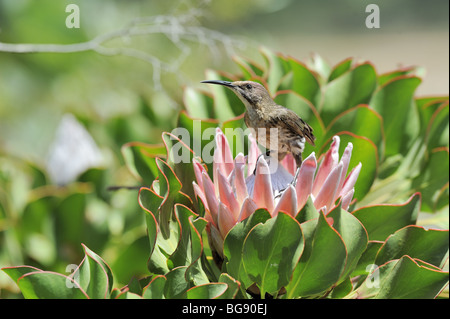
top-left (238, 197), bottom-right (258, 222)
top-left (233, 153), bottom-right (248, 205)
top-left (193, 182), bottom-right (212, 222)
top-left (339, 162), bottom-right (362, 198)
top-left (295, 152), bottom-right (317, 211)
top-left (202, 171), bottom-right (218, 226)
top-left (208, 224), bottom-right (224, 257)
top-left (280, 153), bottom-right (297, 176)
top-left (312, 136), bottom-right (340, 197)
top-left (341, 188), bottom-right (355, 211)
top-left (213, 128), bottom-right (234, 180)
top-left (217, 169), bottom-right (240, 222)
top-left (252, 156), bottom-right (275, 213)
top-left (337, 142), bottom-right (353, 197)
top-left (193, 158), bottom-right (206, 192)
top-left (273, 185), bottom-right (297, 217)
top-left (218, 202), bottom-right (236, 238)
top-left (247, 133), bottom-right (261, 177)
top-left (313, 162), bottom-right (343, 211)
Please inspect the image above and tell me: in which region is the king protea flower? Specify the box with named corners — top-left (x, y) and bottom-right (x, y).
top-left (192, 128), bottom-right (361, 257)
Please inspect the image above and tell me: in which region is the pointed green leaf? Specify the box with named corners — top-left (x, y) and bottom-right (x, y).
top-left (18, 271), bottom-right (89, 299)
top-left (183, 87), bottom-right (214, 119)
top-left (260, 47), bottom-right (287, 94)
top-left (223, 209), bottom-right (271, 289)
top-left (142, 275), bottom-right (166, 299)
top-left (217, 273), bottom-right (240, 299)
top-left (75, 244), bottom-right (114, 299)
top-left (325, 105), bottom-right (384, 158)
top-left (242, 212), bottom-right (304, 296)
top-left (328, 205), bottom-right (368, 282)
top-left (370, 76), bottom-right (422, 157)
top-left (121, 141), bottom-right (166, 183)
top-left (375, 256), bottom-right (449, 299)
top-left (164, 266), bottom-right (189, 299)
top-left (186, 283), bottom-right (228, 299)
top-left (413, 148), bottom-right (449, 212)
top-left (353, 193), bottom-right (420, 241)
top-left (287, 57), bottom-right (321, 106)
top-left (296, 196), bottom-right (319, 223)
top-left (375, 226), bottom-right (449, 268)
top-left (286, 211), bottom-right (347, 298)
top-left (2, 266), bottom-right (42, 284)
top-left (351, 241), bottom-right (384, 277)
top-left (425, 102), bottom-right (449, 150)
top-left (327, 58), bottom-right (353, 82)
top-left (321, 63), bottom-right (377, 126)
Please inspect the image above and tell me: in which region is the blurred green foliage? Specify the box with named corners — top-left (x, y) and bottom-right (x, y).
top-left (0, 0), bottom-right (448, 298)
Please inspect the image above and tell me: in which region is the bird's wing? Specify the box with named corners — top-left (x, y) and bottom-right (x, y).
top-left (277, 108), bottom-right (316, 146)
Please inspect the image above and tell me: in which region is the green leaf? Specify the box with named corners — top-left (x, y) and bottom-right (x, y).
top-left (74, 244), bottom-right (114, 299)
top-left (121, 141), bottom-right (166, 183)
top-left (413, 148), bottom-right (449, 212)
top-left (351, 241), bottom-right (384, 277)
top-left (378, 66), bottom-right (425, 86)
top-left (375, 226), bottom-right (449, 268)
top-left (330, 276), bottom-right (353, 299)
top-left (328, 205), bottom-right (368, 282)
top-left (18, 271), bottom-right (89, 299)
top-left (307, 53), bottom-right (331, 83)
top-left (370, 76), bottom-right (422, 157)
top-left (352, 193), bottom-right (420, 241)
top-left (296, 196), bottom-right (319, 223)
top-left (175, 111), bottom-right (219, 159)
top-left (321, 63), bottom-right (377, 126)
top-left (242, 212), bottom-right (304, 296)
top-left (152, 157), bottom-right (183, 238)
top-left (260, 47), bottom-right (288, 94)
top-left (287, 57), bottom-right (321, 106)
top-left (164, 266), bottom-right (189, 299)
top-left (183, 87), bottom-right (214, 119)
top-left (325, 105), bottom-right (384, 158)
top-left (233, 55), bottom-right (265, 78)
top-left (111, 236), bottom-right (150, 285)
top-left (375, 256), bottom-right (449, 299)
top-left (170, 204), bottom-right (209, 286)
top-left (223, 209), bottom-right (272, 289)
top-left (186, 283), bottom-right (228, 299)
top-left (217, 273), bottom-right (240, 299)
top-left (286, 211), bottom-right (347, 298)
top-left (2, 265), bottom-right (43, 284)
top-left (425, 102), bottom-right (449, 150)
top-left (142, 275), bottom-right (166, 299)
top-left (327, 58), bottom-right (353, 82)
top-left (416, 98), bottom-right (448, 136)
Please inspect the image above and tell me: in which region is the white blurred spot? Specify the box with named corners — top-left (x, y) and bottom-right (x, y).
top-left (46, 114), bottom-right (103, 185)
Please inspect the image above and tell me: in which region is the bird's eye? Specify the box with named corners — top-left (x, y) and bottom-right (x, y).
top-left (245, 84), bottom-right (252, 90)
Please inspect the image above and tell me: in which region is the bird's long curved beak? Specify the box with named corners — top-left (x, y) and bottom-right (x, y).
top-left (201, 80), bottom-right (235, 88)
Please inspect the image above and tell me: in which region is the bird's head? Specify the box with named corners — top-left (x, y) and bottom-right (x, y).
top-left (201, 80), bottom-right (273, 109)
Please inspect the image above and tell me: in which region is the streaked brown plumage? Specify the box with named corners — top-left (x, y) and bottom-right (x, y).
top-left (201, 80), bottom-right (315, 169)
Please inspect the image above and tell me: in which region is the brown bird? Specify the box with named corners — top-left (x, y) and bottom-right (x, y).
top-left (201, 80), bottom-right (315, 185)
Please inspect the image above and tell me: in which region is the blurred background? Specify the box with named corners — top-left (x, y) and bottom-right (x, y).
top-left (0, 0), bottom-right (448, 297)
